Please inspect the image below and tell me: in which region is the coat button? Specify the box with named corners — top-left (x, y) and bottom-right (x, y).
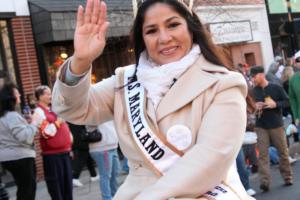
top-left (133, 163), bottom-right (142, 170)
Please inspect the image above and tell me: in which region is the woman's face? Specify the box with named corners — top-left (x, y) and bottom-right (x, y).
top-left (39, 88), bottom-right (52, 105)
top-left (142, 3), bottom-right (192, 65)
top-left (13, 88), bottom-right (21, 105)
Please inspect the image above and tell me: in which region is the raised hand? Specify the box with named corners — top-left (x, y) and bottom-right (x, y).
top-left (71, 0), bottom-right (109, 74)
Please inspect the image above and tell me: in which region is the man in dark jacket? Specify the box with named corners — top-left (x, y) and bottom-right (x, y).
top-left (250, 66), bottom-right (293, 192)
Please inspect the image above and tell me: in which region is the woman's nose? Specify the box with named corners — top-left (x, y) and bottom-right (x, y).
top-left (158, 30), bottom-right (171, 43)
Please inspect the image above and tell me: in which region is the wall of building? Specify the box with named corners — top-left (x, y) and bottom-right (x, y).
top-left (1, 0), bottom-right (43, 180)
top-left (0, 0), bottom-right (41, 100)
top-left (196, 0), bottom-right (264, 6)
top-left (11, 16), bottom-right (41, 102)
top-left (0, 0), bottom-right (30, 16)
top-left (195, 3), bottom-right (274, 70)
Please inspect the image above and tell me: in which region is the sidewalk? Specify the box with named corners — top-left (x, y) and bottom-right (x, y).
top-left (6, 170), bottom-right (127, 200)
top-left (6, 142), bottom-right (300, 200)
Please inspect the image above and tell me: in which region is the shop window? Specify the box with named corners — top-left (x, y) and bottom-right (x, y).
top-left (44, 44), bottom-right (73, 87)
top-left (92, 37), bottom-right (134, 81)
top-left (0, 20), bottom-right (17, 83)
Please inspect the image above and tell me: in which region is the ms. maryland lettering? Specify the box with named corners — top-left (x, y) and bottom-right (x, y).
top-left (127, 79), bottom-right (165, 160)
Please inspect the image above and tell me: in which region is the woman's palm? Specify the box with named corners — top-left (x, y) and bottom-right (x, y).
top-left (74, 0), bottom-right (109, 64)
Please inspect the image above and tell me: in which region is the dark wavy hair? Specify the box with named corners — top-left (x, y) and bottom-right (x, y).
top-left (0, 83), bottom-right (18, 117)
top-left (130, 0), bottom-right (231, 76)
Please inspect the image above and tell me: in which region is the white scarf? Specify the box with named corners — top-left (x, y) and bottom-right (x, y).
top-left (136, 45), bottom-right (201, 109)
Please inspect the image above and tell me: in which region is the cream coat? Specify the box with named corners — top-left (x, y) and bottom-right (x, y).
top-left (52, 55), bottom-right (252, 200)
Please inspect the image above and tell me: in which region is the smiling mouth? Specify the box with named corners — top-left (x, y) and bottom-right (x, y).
top-left (160, 46), bottom-right (178, 56)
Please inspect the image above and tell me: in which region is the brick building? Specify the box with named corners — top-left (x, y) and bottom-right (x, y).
top-left (0, 0), bottom-right (42, 184)
top-left (0, 0), bottom-right (40, 104)
top-left (195, 0), bottom-right (274, 70)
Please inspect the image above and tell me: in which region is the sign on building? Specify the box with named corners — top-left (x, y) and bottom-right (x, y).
top-left (209, 20), bottom-right (253, 45)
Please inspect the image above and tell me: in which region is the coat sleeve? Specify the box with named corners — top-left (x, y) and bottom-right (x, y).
top-left (52, 58), bottom-right (115, 126)
top-left (274, 85), bottom-right (289, 109)
top-left (134, 73), bottom-right (247, 200)
top-left (7, 112), bottom-right (37, 145)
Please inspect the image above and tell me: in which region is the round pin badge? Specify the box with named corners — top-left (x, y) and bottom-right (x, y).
top-left (166, 124), bottom-right (192, 151)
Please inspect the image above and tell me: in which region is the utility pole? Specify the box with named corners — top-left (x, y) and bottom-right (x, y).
top-left (286, 0), bottom-right (299, 54)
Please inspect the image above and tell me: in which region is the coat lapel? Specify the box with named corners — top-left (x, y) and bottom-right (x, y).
top-left (156, 55), bottom-right (228, 122)
top-left (146, 98), bottom-right (159, 130)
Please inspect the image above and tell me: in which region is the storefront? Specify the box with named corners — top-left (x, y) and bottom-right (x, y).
top-left (28, 0), bottom-right (134, 89)
top-left (208, 20), bottom-right (263, 67)
top-left (195, 2), bottom-right (274, 70)
top-left (39, 37), bottom-right (134, 88)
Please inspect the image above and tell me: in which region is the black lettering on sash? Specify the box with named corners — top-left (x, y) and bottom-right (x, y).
top-left (206, 191), bottom-right (218, 197)
top-left (133, 117), bottom-right (144, 136)
top-left (129, 92), bottom-right (140, 107)
top-left (128, 76), bottom-right (137, 83)
top-left (139, 133), bottom-right (151, 146)
top-left (145, 140), bottom-right (160, 154)
top-left (130, 103), bottom-right (139, 114)
top-left (215, 186), bottom-right (227, 193)
top-left (151, 148), bottom-right (164, 160)
top-left (131, 109), bottom-right (140, 122)
top-left (128, 82), bottom-right (140, 90)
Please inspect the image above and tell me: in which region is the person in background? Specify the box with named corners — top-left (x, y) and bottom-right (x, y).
top-left (281, 59), bottom-right (294, 94)
top-left (266, 61), bottom-right (282, 86)
top-left (289, 51), bottom-right (300, 142)
top-left (0, 83), bottom-right (38, 200)
top-left (33, 85), bottom-right (73, 200)
top-left (243, 95), bottom-right (258, 174)
top-left (274, 56), bottom-right (284, 79)
top-left (291, 52), bottom-right (300, 72)
top-left (236, 149), bottom-right (256, 196)
top-left (68, 122), bottom-right (98, 187)
top-left (52, 0), bottom-right (252, 199)
top-left (0, 176), bottom-right (9, 200)
top-left (235, 73), bottom-right (257, 197)
top-left (88, 121), bottom-right (119, 200)
top-left (250, 66), bottom-right (293, 192)
top-left (280, 61), bottom-right (295, 127)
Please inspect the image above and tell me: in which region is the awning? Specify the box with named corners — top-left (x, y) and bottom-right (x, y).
top-left (28, 0), bottom-right (134, 44)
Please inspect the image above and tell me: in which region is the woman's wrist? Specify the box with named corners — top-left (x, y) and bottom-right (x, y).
top-left (71, 56), bottom-right (91, 75)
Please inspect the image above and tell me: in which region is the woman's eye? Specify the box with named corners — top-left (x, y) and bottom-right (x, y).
top-left (145, 29), bottom-right (157, 35)
top-left (169, 23), bottom-right (180, 28)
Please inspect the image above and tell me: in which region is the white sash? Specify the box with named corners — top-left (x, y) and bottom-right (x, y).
top-left (123, 66), bottom-right (183, 176)
top-left (122, 66), bottom-right (246, 200)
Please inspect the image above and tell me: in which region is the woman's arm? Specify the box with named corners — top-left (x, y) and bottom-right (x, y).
top-left (52, 0), bottom-right (113, 125)
top-left (135, 73), bottom-right (247, 200)
top-left (52, 59), bottom-right (115, 126)
top-left (7, 112), bottom-right (37, 145)
top-left (71, 0), bottom-right (109, 74)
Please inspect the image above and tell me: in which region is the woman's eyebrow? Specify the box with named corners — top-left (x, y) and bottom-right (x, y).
top-left (143, 16), bottom-right (180, 30)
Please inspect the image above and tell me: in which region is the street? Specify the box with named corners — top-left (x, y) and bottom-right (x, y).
top-left (5, 160), bottom-right (300, 200)
top-left (250, 160), bottom-right (300, 200)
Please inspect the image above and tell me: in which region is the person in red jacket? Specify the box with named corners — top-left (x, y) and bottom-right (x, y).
top-left (33, 85), bottom-right (73, 200)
